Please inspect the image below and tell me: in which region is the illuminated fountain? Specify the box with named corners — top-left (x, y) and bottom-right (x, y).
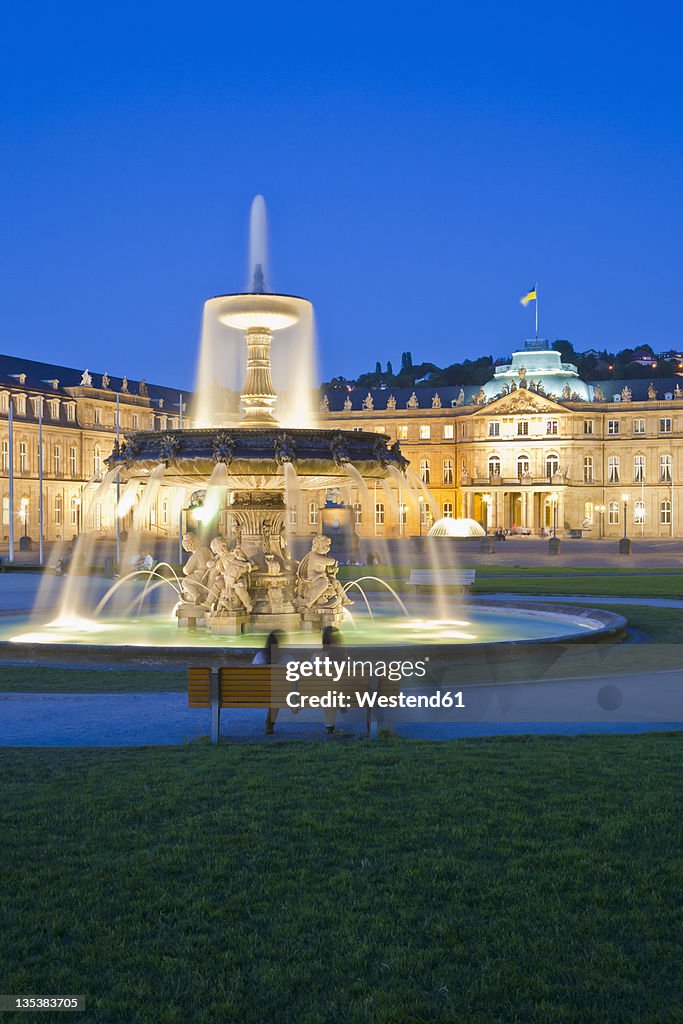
top-left (1, 197), bottom-right (625, 658)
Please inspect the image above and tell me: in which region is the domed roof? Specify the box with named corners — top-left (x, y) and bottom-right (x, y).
top-left (428, 517), bottom-right (485, 538)
top-left (483, 342), bottom-right (593, 403)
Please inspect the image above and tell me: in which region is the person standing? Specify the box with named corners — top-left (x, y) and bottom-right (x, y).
top-left (253, 630), bottom-right (284, 735)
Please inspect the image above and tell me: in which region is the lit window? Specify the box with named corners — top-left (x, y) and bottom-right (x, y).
top-left (70, 496), bottom-right (79, 526)
top-left (419, 503), bottom-right (431, 527)
top-left (634, 499), bottom-right (645, 525)
top-left (93, 445), bottom-right (102, 478)
top-left (517, 455), bottom-right (530, 477)
top-left (660, 499), bottom-right (672, 525)
top-left (15, 395), bottom-right (26, 415)
top-left (660, 418), bottom-right (672, 433)
top-left (54, 445), bottom-right (62, 475)
top-left (0, 393), bottom-right (8, 413)
top-left (375, 502), bottom-right (385, 526)
top-left (488, 455), bottom-right (501, 477)
top-left (443, 424), bottom-right (454, 440)
top-left (161, 499), bottom-right (169, 526)
top-left (19, 442), bottom-right (27, 472)
top-left (419, 459), bottom-right (430, 484)
top-left (443, 502), bottom-right (453, 518)
top-left (442, 459), bottom-right (453, 484)
top-left (583, 456), bottom-right (594, 483)
top-left (634, 418), bottom-right (645, 434)
top-left (584, 501), bottom-right (593, 524)
top-left (353, 503), bottom-right (362, 527)
top-left (546, 454), bottom-right (560, 477)
top-left (608, 420), bottom-right (620, 435)
top-left (308, 501), bottom-right (319, 526)
top-left (94, 408), bottom-right (102, 425)
top-left (608, 456), bottom-right (620, 483)
top-left (660, 455), bottom-right (672, 482)
top-left (633, 456), bottom-right (645, 483)
top-left (419, 425), bottom-right (430, 440)
top-left (399, 503), bottom-right (408, 526)
top-left (488, 422), bottom-right (500, 437)
top-left (49, 400), bottom-right (60, 418)
top-left (517, 421), bottom-right (529, 435)
top-left (65, 403), bottom-right (76, 421)
top-left (288, 506), bottom-right (297, 527)
top-left (608, 501), bottom-right (620, 525)
top-left (69, 447), bottom-right (78, 476)
top-left (546, 419), bottom-right (558, 435)
top-left (1, 440), bottom-right (7, 471)
top-left (397, 425), bottom-right (408, 440)
top-left (54, 495), bottom-right (63, 525)
top-left (584, 420), bottom-right (594, 435)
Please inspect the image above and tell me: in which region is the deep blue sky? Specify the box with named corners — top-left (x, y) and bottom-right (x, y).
top-left (2, 2), bottom-right (681, 386)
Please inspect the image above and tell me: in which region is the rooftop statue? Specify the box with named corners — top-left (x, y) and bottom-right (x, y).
top-left (593, 383), bottom-right (605, 401)
top-left (455, 388), bottom-right (465, 406)
top-left (386, 394), bottom-right (397, 410)
top-left (121, 376), bottom-right (129, 393)
top-left (101, 372), bottom-right (110, 389)
top-left (343, 395), bottom-right (352, 411)
top-left (648, 382), bottom-right (657, 400)
top-left (407, 392), bottom-right (419, 408)
top-left (139, 380), bottom-right (148, 397)
top-left (621, 386), bottom-right (632, 402)
top-left (80, 369), bottom-right (92, 387)
top-left (319, 394), bottom-right (330, 412)
top-left (432, 393), bottom-right (442, 408)
top-left (363, 393), bottom-right (374, 410)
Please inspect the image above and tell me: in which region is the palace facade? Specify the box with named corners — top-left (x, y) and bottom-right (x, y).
top-left (319, 341), bottom-right (683, 541)
top-left (0, 355), bottom-right (188, 545)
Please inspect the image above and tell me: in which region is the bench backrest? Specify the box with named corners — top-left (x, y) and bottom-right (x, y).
top-left (187, 666), bottom-right (287, 709)
top-left (409, 569), bottom-right (476, 584)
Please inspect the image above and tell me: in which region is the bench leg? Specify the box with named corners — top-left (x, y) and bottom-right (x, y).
top-left (210, 669), bottom-right (221, 744)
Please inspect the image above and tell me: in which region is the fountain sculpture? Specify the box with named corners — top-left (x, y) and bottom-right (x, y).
top-left (106, 200), bottom-right (407, 635)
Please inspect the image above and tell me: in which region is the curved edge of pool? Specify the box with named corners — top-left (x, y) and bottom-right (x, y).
top-left (0, 602), bottom-right (628, 669)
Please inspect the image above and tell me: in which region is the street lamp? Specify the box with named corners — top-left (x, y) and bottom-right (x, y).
top-left (619, 493), bottom-right (631, 555)
top-left (595, 504), bottom-right (605, 540)
top-left (547, 492), bottom-right (560, 555)
top-left (480, 494), bottom-right (494, 552)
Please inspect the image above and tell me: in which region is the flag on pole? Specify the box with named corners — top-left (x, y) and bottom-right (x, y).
top-left (520, 286), bottom-right (537, 307)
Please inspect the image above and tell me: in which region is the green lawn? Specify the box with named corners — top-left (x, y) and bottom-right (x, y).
top-left (1, 737), bottom-right (680, 1024)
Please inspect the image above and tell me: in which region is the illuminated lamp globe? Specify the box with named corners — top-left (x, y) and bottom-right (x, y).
top-left (428, 517), bottom-right (486, 538)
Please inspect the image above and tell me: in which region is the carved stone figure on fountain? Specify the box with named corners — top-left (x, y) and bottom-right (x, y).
top-left (216, 545), bottom-right (255, 615)
top-left (296, 534), bottom-right (352, 628)
top-left (180, 532), bottom-right (212, 606)
top-left (205, 536), bottom-right (229, 608)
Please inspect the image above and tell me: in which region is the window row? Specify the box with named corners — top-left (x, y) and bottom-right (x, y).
top-left (396, 424), bottom-right (455, 441)
top-left (586, 454), bottom-right (673, 484)
top-left (604, 500), bottom-right (673, 526)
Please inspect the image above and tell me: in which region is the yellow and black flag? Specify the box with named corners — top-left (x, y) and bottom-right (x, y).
top-left (520, 286), bottom-right (537, 307)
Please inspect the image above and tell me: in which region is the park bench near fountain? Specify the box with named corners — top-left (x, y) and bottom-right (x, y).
top-left (188, 664), bottom-right (375, 742)
top-left (408, 568), bottom-right (476, 593)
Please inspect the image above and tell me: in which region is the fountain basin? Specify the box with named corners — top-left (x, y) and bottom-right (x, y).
top-left (107, 427), bottom-right (406, 486)
top-left (0, 603), bottom-right (626, 669)
top-left (208, 293), bottom-right (312, 331)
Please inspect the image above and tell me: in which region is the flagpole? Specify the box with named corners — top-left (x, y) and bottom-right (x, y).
top-left (535, 283), bottom-right (539, 340)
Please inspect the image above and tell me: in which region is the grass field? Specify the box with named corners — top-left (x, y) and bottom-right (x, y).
top-left (1, 735), bottom-right (681, 1024)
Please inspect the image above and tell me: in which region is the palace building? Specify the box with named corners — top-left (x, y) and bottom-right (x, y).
top-left (0, 355), bottom-right (188, 545)
top-left (319, 340), bottom-right (683, 541)
top-left (2, 340), bottom-right (683, 548)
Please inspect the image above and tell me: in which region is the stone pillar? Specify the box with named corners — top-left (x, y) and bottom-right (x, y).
top-left (241, 327), bottom-right (278, 424)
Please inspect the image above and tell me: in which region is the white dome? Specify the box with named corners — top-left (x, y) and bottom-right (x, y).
top-left (428, 517), bottom-right (485, 538)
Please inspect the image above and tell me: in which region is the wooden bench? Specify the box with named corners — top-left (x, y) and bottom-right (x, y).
top-left (189, 665), bottom-right (372, 742)
top-left (408, 568), bottom-right (476, 593)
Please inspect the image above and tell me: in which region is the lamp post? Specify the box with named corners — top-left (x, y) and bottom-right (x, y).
top-left (595, 504), bottom-right (605, 540)
top-left (480, 494), bottom-right (494, 552)
top-left (619, 493), bottom-right (631, 554)
top-left (548, 492), bottom-right (561, 555)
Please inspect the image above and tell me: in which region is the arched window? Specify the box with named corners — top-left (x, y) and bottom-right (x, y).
top-left (583, 456), bottom-right (593, 483)
top-left (419, 459), bottom-right (430, 484)
top-left (660, 499), bottom-right (672, 525)
top-left (608, 500), bottom-right (619, 525)
top-left (488, 455), bottom-right (501, 477)
top-left (660, 455), bottom-right (672, 482)
top-left (517, 455), bottom-right (530, 478)
top-left (608, 456), bottom-right (620, 483)
top-left (443, 502), bottom-right (453, 518)
top-left (545, 453), bottom-right (560, 478)
top-left (442, 459), bottom-right (453, 484)
top-left (633, 455), bottom-right (645, 483)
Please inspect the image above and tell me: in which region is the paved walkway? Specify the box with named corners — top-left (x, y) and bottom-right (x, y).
top-left (2, 666), bottom-right (681, 746)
